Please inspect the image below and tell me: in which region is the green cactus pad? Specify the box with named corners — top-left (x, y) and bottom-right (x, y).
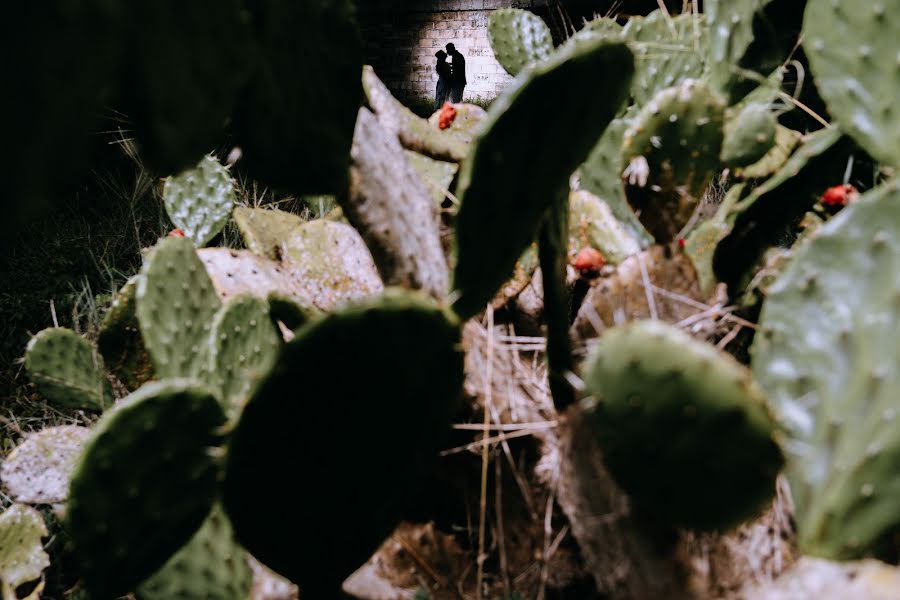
top-left (487, 8), bottom-right (554, 76)
top-left (721, 104), bottom-right (777, 167)
top-left (209, 295), bottom-right (281, 420)
top-left (136, 237), bottom-right (222, 379)
top-left (583, 320), bottom-right (783, 531)
top-left (621, 11), bottom-right (708, 106)
top-left (25, 328), bottom-right (112, 412)
top-left (621, 79), bottom-right (726, 243)
top-left (579, 114), bottom-right (654, 246)
top-left (234, 0), bottom-right (362, 193)
top-left (163, 156), bottom-right (237, 247)
top-left (0, 426), bottom-right (90, 505)
top-left (0, 504), bottom-right (49, 591)
top-left (452, 38), bottom-right (634, 319)
top-left (803, 0), bottom-right (900, 168)
top-left (753, 180), bottom-right (900, 559)
top-left (224, 290), bottom-right (464, 593)
top-left (136, 505), bottom-right (251, 600)
top-left (568, 190), bottom-right (642, 265)
top-left (736, 125), bottom-right (803, 180)
top-left (98, 276), bottom-right (154, 390)
top-left (67, 379), bottom-right (226, 598)
top-left (123, 0), bottom-right (253, 175)
top-left (405, 151), bottom-right (459, 206)
top-left (232, 207), bottom-right (305, 261)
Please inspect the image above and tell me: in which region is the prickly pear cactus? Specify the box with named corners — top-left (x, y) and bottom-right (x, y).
top-left (136, 236), bottom-right (222, 379)
top-left (209, 295), bottom-right (281, 419)
top-left (803, 0), bottom-right (900, 168)
top-left (162, 155), bottom-right (236, 247)
top-left (232, 207), bottom-right (304, 261)
top-left (721, 103), bottom-right (777, 167)
top-left (753, 180), bottom-right (900, 559)
top-left (736, 125), bottom-right (803, 180)
top-left (98, 276), bottom-right (154, 390)
top-left (487, 8), bottom-right (554, 76)
top-left (67, 379), bottom-right (226, 598)
top-left (621, 79), bottom-right (726, 242)
top-left (0, 426), bottom-right (90, 505)
top-left (137, 505), bottom-right (251, 600)
top-left (224, 289), bottom-right (464, 594)
top-left (583, 320), bottom-right (783, 530)
top-left (25, 328), bottom-right (112, 412)
top-left (452, 38), bottom-right (634, 319)
top-left (0, 504), bottom-right (49, 595)
top-left (568, 190), bottom-right (641, 265)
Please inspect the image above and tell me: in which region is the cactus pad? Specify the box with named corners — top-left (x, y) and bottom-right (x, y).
top-left (405, 151), bottom-right (459, 206)
top-left (568, 190), bottom-right (641, 265)
top-left (621, 79), bottom-right (726, 242)
top-left (487, 8), bottom-right (554, 76)
top-left (209, 295), bottom-right (281, 419)
top-left (1, 426), bottom-right (90, 505)
top-left (137, 505), bottom-right (251, 600)
top-left (583, 320), bottom-right (783, 530)
top-left (98, 276), bottom-right (154, 390)
top-left (0, 504), bottom-right (49, 591)
top-left (232, 206), bottom-right (305, 261)
top-left (224, 290), bottom-right (464, 593)
top-left (452, 38), bottom-right (634, 319)
top-left (25, 328), bottom-right (112, 412)
top-left (721, 104), bottom-right (777, 168)
top-left (803, 0), bottom-right (900, 167)
top-left (67, 379), bottom-right (225, 597)
top-left (136, 237), bottom-right (222, 379)
top-left (753, 180), bottom-right (900, 559)
top-left (163, 156), bottom-right (237, 247)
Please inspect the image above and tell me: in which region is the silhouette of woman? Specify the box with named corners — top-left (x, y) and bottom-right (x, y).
top-left (434, 50), bottom-right (451, 111)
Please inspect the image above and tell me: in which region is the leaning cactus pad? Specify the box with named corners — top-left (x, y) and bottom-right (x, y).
top-left (162, 155), bottom-right (237, 247)
top-left (487, 8), bottom-right (554, 76)
top-left (25, 328), bottom-right (112, 412)
top-left (803, 0), bottom-right (900, 168)
top-left (583, 320), bottom-right (783, 531)
top-left (452, 37), bottom-right (634, 319)
top-left (224, 289), bottom-right (464, 594)
top-left (753, 180), bottom-right (900, 559)
top-left (67, 379), bottom-right (226, 598)
top-left (0, 426), bottom-right (90, 505)
top-left (721, 103), bottom-right (777, 168)
top-left (0, 504), bottom-right (49, 593)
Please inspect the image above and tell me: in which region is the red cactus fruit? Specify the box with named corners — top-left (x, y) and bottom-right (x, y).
top-left (168, 229), bottom-right (185, 238)
top-left (678, 238), bottom-right (686, 249)
top-left (821, 183), bottom-right (859, 207)
top-left (438, 102), bottom-right (457, 130)
top-left (572, 247), bottom-right (606, 273)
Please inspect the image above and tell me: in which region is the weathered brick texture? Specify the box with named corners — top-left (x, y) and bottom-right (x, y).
top-left (360, 1), bottom-right (549, 103)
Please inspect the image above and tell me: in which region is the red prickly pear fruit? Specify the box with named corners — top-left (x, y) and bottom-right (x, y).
top-left (168, 229), bottom-right (185, 238)
top-left (572, 247), bottom-right (606, 273)
top-left (678, 238), bottom-right (686, 249)
top-left (821, 184), bottom-right (859, 207)
top-left (438, 102), bottom-right (457, 130)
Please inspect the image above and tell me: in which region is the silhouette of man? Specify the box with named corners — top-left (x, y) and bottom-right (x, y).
top-left (446, 43), bottom-right (466, 103)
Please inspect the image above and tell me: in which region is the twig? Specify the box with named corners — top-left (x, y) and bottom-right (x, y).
top-left (475, 306), bottom-right (494, 600)
top-left (494, 454), bottom-right (511, 595)
top-left (536, 492), bottom-right (555, 600)
top-left (637, 252), bottom-right (659, 320)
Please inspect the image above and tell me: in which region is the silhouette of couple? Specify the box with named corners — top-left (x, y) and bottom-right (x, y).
top-left (434, 43), bottom-right (466, 110)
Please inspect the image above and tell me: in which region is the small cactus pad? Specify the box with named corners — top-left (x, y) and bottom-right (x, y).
top-left (568, 190), bottom-right (641, 265)
top-left (136, 505), bottom-right (251, 600)
top-left (136, 236), bottom-right (222, 379)
top-left (0, 504), bottom-right (49, 591)
top-left (736, 125), bottom-right (803, 180)
top-left (621, 79), bottom-right (726, 242)
top-left (67, 379), bottom-right (226, 597)
top-left (405, 151), bottom-right (459, 206)
top-left (1, 426), bottom-right (90, 505)
top-left (25, 328), bottom-right (112, 412)
top-left (163, 156), bottom-right (237, 247)
top-left (452, 38), bottom-right (634, 319)
top-left (234, 0), bottom-right (362, 193)
top-left (209, 295), bottom-right (281, 419)
top-left (803, 0), bottom-right (900, 168)
top-left (98, 276), bottom-right (154, 390)
top-left (232, 206), bottom-right (304, 261)
top-left (753, 180), bottom-right (900, 559)
top-left (621, 11), bottom-right (708, 106)
top-left (583, 320), bottom-right (783, 530)
top-left (224, 290), bottom-right (464, 593)
top-left (487, 9), bottom-right (554, 76)
top-left (721, 104), bottom-right (777, 167)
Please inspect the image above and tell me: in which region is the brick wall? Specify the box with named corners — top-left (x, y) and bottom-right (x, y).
top-left (359, 1), bottom-right (550, 104)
